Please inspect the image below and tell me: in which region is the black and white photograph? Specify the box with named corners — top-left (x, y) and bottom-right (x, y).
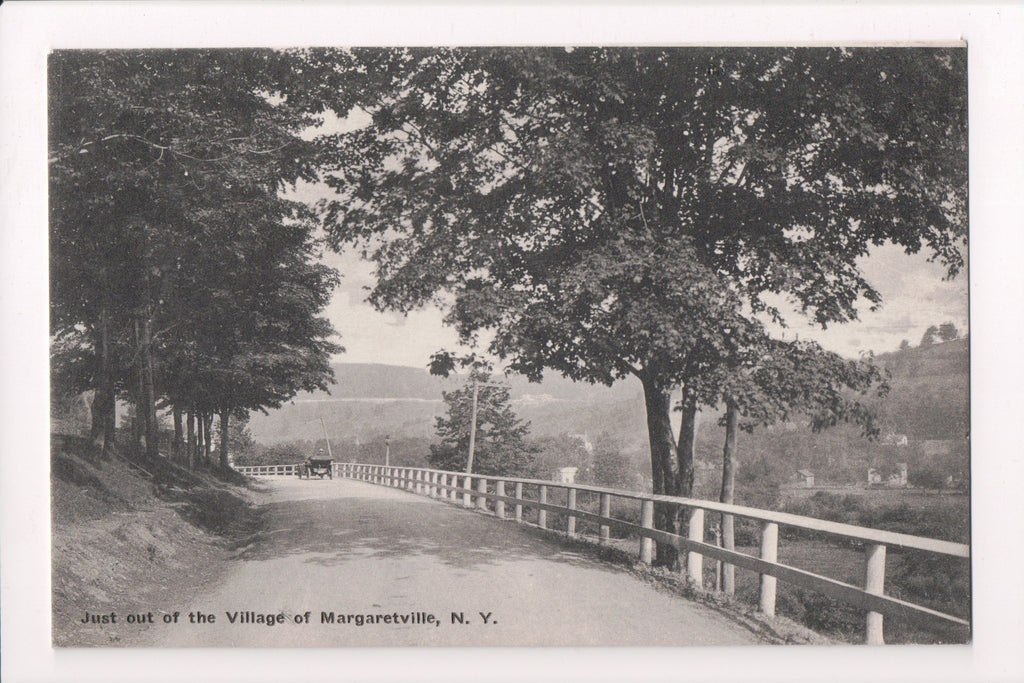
top-left (2, 4), bottom-right (1023, 683)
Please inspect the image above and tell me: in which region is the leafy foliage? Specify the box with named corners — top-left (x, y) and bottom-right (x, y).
top-left (312, 47), bottom-right (965, 563)
top-left (49, 49), bottom-right (342, 463)
top-left (429, 371), bottom-right (537, 476)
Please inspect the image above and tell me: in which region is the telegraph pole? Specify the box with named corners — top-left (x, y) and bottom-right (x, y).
top-left (465, 378), bottom-right (508, 474)
top-left (318, 416), bottom-right (333, 459)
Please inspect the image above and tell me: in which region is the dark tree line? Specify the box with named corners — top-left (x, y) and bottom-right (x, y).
top-left (49, 50), bottom-right (342, 468)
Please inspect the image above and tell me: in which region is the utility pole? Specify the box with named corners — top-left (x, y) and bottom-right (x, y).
top-left (466, 378), bottom-right (508, 474)
top-left (318, 416), bottom-right (334, 459)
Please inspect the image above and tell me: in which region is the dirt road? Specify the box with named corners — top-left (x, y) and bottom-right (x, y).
top-left (136, 477), bottom-right (764, 647)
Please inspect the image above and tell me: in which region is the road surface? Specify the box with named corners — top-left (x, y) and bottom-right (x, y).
top-left (139, 477), bottom-right (764, 647)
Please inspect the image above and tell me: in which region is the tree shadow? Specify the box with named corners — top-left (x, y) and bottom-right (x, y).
top-left (234, 493), bottom-right (609, 572)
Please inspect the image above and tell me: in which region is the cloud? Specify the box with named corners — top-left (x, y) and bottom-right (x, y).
top-left (784, 244), bottom-right (969, 356)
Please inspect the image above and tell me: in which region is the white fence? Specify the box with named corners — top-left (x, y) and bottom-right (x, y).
top-left (237, 461), bottom-right (970, 644)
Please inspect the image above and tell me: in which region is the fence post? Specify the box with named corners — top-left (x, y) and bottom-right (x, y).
top-left (538, 485), bottom-right (548, 529)
top-left (687, 508), bottom-right (705, 587)
top-left (864, 543), bottom-right (887, 645)
top-left (640, 499), bottom-right (654, 565)
top-left (758, 522), bottom-right (779, 617)
top-left (514, 482), bottom-right (523, 523)
top-left (599, 493), bottom-right (611, 544)
top-left (566, 488), bottom-right (577, 537)
top-left (495, 480), bottom-right (506, 519)
top-left (476, 477), bottom-right (488, 510)
top-left (415, 470), bottom-right (422, 494)
top-left (463, 476), bottom-right (473, 507)
top-left (428, 471), bottom-right (436, 498)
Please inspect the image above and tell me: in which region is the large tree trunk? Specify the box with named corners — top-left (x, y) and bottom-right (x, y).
top-left (129, 320), bottom-right (144, 455)
top-left (186, 408), bottom-right (196, 470)
top-left (640, 372), bottom-right (683, 568)
top-left (89, 307), bottom-right (116, 456)
top-left (172, 405), bottom-right (183, 462)
top-left (720, 398), bottom-right (739, 595)
top-left (197, 411), bottom-right (205, 466)
top-left (140, 311), bottom-right (159, 459)
top-left (677, 388), bottom-right (698, 498)
top-left (219, 410), bottom-right (230, 470)
top-left (203, 413), bottom-right (213, 465)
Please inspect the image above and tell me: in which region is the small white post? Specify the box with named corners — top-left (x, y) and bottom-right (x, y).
top-left (758, 522), bottom-right (779, 617)
top-left (687, 508), bottom-right (705, 587)
top-left (514, 482), bottom-right (523, 522)
top-left (538, 485), bottom-right (548, 529)
top-left (640, 499), bottom-right (654, 565)
top-left (495, 480), bottom-right (506, 519)
top-left (599, 493), bottom-right (611, 543)
top-left (864, 543), bottom-right (887, 645)
top-left (463, 476), bottom-right (472, 507)
top-left (476, 477), bottom-right (488, 510)
top-left (566, 488), bottom-right (577, 537)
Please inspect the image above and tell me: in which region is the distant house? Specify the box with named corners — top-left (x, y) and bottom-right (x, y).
top-left (796, 469), bottom-right (815, 487)
top-left (891, 463), bottom-right (909, 487)
top-left (868, 463), bottom-right (908, 487)
top-left (882, 432), bottom-right (909, 447)
top-left (554, 467), bottom-right (579, 484)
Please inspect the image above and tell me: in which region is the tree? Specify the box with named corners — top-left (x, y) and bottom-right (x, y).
top-left (591, 433), bottom-right (643, 490)
top-left (530, 434), bottom-right (593, 482)
top-left (49, 49), bottom-right (342, 463)
top-left (429, 370), bottom-right (537, 476)
top-left (937, 321), bottom-right (959, 342)
top-left (920, 325), bottom-right (940, 347)
top-left (315, 47), bottom-right (966, 565)
top-left (710, 337), bottom-right (886, 592)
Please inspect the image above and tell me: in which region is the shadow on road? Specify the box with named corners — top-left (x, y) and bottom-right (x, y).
top-left (236, 491), bottom-right (607, 572)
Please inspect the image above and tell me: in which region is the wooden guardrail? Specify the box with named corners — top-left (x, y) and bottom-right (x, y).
top-left (335, 463), bottom-right (969, 645)
top-left (234, 463), bottom-right (306, 477)
top-left (236, 461), bottom-right (969, 644)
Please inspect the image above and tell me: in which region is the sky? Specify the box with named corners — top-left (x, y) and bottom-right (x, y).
top-left (316, 235), bottom-right (968, 369)
top-left (297, 62), bottom-right (970, 370)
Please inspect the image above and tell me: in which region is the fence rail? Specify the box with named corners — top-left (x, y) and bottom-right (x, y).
top-left (234, 463), bottom-right (303, 477)
top-left (237, 461), bottom-right (970, 644)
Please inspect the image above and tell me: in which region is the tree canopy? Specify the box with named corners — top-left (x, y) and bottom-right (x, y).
top-left (49, 49), bottom-right (342, 464)
top-left (314, 47), bottom-right (965, 563)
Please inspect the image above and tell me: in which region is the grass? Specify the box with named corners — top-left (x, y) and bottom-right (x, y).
top-left (496, 482), bottom-right (970, 644)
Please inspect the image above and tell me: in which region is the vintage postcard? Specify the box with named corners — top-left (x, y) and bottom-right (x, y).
top-left (3, 4), bottom-right (1023, 683)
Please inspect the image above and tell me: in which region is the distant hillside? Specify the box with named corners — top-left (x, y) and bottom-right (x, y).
top-left (246, 339), bottom-right (969, 470)
top-left (872, 338), bottom-right (969, 440)
top-left (246, 363), bottom-right (646, 446)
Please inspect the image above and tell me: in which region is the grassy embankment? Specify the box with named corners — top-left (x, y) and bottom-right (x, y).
top-left (51, 434), bottom-right (262, 646)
